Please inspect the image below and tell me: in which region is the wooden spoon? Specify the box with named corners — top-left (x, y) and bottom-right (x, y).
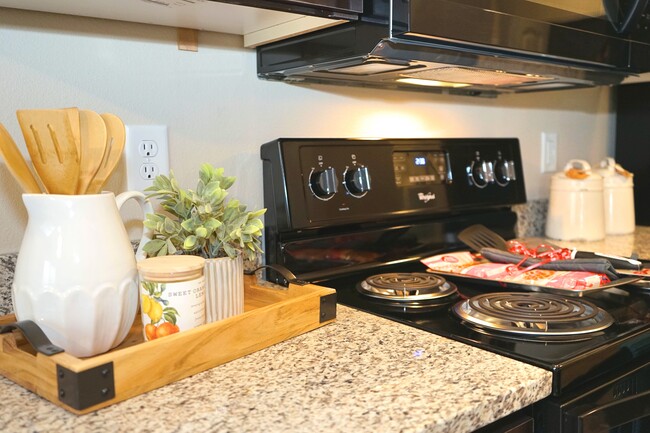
top-left (86, 113), bottom-right (126, 194)
top-left (16, 109), bottom-right (80, 194)
top-left (0, 123), bottom-right (42, 193)
top-left (76, 110), bottom-right (107, 194)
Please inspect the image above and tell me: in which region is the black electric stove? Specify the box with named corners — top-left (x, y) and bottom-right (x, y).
top-left (261, 138), bottom-right (650, 432)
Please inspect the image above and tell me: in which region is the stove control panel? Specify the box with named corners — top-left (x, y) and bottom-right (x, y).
top-left (261, 138), bottom-right (527, 230)
top-left (467, 150), bottom-right (517, 188)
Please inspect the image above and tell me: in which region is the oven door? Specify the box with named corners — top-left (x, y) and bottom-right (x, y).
top-left (558, 361), bottom-right (650, 433)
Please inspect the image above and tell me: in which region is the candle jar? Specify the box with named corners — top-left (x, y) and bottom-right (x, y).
top-left (137, 255), bottom-right (206, 341)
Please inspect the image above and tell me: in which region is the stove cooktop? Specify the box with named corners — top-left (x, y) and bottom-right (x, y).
top-left (320, 265), bottom-right (650, 396)
top-left (260, 137), bottom-right (650, 399)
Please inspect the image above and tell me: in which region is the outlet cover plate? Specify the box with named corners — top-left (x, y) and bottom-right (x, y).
top-left (125, 125), bottom-right (169, 192)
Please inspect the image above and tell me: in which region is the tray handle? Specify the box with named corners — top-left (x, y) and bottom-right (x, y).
top-left (0, 320), bottom-right (64, 356)
top-left (246, 264), bottom-right (309, 286)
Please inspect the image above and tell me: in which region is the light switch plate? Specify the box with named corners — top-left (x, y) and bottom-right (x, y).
top-left (541, 132), bottom-right (558, 173)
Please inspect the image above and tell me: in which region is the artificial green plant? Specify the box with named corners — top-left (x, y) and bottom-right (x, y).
top-left (142, 164), bottom-right (266, 261)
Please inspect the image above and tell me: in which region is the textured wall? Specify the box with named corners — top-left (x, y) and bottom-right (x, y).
top-left (0, 7), bottom-right (615, 253)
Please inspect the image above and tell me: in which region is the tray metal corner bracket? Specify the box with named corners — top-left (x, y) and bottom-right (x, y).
top-left (57, 362), bottom-right (115, 410)
top-left (319, 292), bottom-right (337, 322)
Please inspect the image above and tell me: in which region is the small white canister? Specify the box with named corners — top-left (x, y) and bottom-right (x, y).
top-left (137, 255), bottom-right (206, 341)
top-left (596, 157), bottom-right (635, 235)
top-left (546, 160), bottom-right (605, 241)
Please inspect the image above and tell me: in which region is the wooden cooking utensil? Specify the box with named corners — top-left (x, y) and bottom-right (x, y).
top-left (76, 110), bottom-right (107, 194)
top-left (86, 113), bottom-right (126, 194)
top-left (0, 123), bottom-right (42, 193)
top-left (64, 107), bottom-right (81, 157)
top-left (16, 109), bottom-right (80, 194)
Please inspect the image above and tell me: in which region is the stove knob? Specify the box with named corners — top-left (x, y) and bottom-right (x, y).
top-left (493, 152), bottom-right (517, 187)
top-left (468, 159), bottom-right (493, 188)
top-left (309, 167), bottom-right (338, 200)
top-left (493, 159), bottom-right (511, 186)
top-left (343, 166), bottom-right (371, 197)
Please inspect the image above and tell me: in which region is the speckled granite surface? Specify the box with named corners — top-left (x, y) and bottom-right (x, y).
top-left (0, 305), bottom-right (551, 433)
top-left (549, 226), bottom-right (650, 258)
top-left (0, 257), bottom-right (554, 432)
top-left (2, 226), bottom-right (649, 432)
top-left (514, 199), bottom-right (548, 238)
top-left (0, 254), bottom-right (15, 317)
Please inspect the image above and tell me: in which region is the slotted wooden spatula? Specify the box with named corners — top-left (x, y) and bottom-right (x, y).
top-left (16, 109), bottom-right (80, 194)
top-left (76, 110), bottom-right (107, 194)
top-left (86, 113), bottom-right (125, 194)
top-left (0, 123), bottom-right (42, 193)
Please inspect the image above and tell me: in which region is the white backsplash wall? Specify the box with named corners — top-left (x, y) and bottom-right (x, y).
top-left (0, 8), bottom-right (615, 254)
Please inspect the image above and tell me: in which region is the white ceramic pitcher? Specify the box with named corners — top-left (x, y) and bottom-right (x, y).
top-left (11, 192), bottom-right (153, 358)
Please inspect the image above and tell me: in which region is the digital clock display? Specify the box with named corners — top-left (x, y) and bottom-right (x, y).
top-left (392, 151), bottom-right (451, 187)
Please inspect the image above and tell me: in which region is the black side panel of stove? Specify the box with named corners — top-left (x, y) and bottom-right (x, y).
top-left (616, 83), bottom-right (650, 225)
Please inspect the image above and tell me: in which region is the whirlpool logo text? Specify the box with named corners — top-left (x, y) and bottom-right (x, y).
top-left (418, 192), bottom-right (436, 203)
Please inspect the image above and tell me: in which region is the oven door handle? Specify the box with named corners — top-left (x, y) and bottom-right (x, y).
top-left (567, 389), bottom-right (650, 432)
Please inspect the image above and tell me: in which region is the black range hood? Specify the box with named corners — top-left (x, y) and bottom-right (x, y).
top-left (257, 0), bottom-right (650, 97)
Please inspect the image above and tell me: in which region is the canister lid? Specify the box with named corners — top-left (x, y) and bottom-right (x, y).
top-left (550, 159), bottom-right (603, 191)
top-left (138, 255), bottom-right (205, 282)
top-left (596, 157), bottom-right (634, 188)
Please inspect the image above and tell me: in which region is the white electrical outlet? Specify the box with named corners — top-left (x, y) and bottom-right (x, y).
top-left (125, 125), bottom-right (170, 192)
top-left (541, 132), bottom-right (558, 173)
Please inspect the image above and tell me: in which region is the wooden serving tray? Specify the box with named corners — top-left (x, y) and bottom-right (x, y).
top-left (0, 275), bottom-right (336, 414)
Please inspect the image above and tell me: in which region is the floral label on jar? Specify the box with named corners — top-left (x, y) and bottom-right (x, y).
top-left (140, 277), bottom-right (206, 341)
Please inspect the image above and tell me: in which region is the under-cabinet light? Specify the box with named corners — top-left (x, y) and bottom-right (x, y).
top-left (396, 78), bottom-right (471, 88)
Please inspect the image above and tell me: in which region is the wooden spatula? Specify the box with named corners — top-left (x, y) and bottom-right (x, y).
top-left (86, 113), bottom-right (126, 194)
top-left (76, 110), bottom-right (107, 194)
top-left (0, 123), bottom-right (42, 193)
top-left (64, 107), bottom-right (81, 157)
top-left (16, 109), bottom-right (80, 194)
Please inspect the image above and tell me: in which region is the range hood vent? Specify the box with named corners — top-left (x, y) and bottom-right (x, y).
top-left (257, 0), bottom-right (650, 97)
top-left (402, 67), bottom-right (548, 87)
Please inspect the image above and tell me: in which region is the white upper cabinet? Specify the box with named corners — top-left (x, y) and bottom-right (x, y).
top-left (0, 0), bottom-right (359, 47)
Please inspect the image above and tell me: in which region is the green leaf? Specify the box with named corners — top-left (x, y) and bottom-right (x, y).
top-left (195, 226), bottom-right (208, 238)
top-left (181, 218), bottom-right (197, 232)
top-left (165, 239), bottom-right (176, 255)
top-left (249, 208), bottom-right (266, 218)
top-left (183, 235), bottom-right (197, 250)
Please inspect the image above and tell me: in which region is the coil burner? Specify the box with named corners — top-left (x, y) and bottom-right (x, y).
top-left (452, 292), bottom-right (614, 341)
top-left (357, 273), bottom-right (458, 313)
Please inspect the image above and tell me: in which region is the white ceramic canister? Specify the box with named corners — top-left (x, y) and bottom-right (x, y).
top-left (545, 160), bottom-right (605, 241)
top-left (596, 157), bottom-right (635, 235)
top-left (137, 255), bottom-right (206, 341)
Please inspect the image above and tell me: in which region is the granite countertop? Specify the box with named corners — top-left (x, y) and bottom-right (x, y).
top-left (0, 305), bottom-right (552, 433)
top-left (2, 227), bottom-right (649, 432)
top-left (548, 226), bottom-right (650, 259)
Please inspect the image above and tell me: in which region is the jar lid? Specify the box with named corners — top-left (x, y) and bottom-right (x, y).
top-left (138, 255), bottom-right (205, 282)
top-left (551, 159), bottom-right (603, 191)
top-left (596, 157), bottom-right (634, 187)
